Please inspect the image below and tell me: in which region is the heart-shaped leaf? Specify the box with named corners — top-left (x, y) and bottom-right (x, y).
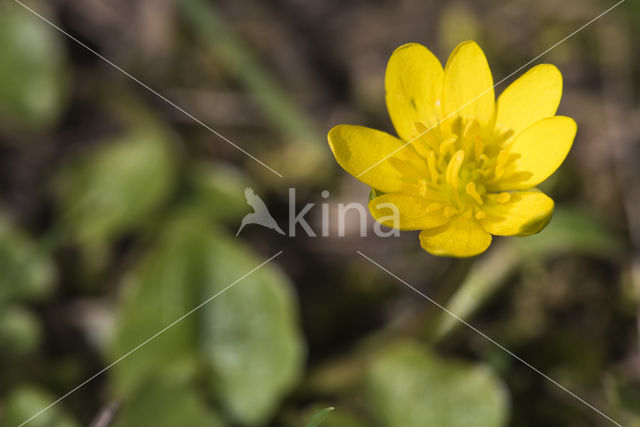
top-left (366, 342), bottom-right (508, 427)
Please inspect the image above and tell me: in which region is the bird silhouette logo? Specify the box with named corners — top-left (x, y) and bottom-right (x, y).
top-left (236, 187), bottom-right (286, 236)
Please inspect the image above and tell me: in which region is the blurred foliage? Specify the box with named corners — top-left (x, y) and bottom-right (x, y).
top-left (53, 128), bottom-right (177, 250)
top-left (188, 163), bottom-right (250, 222)
top-left (0, 214), bottom-right (56, 305)
top-left (435, 207), bottom-right (624, 339)
top-left (0, 306), bottom-right (41, 360)
top-left (308, 408), bottom-right (365, 427)
top-left (366, 342), bottom-right (508, 427)
top-left (304, 406), bottom-right (334, 427)
top-left (201, 233), bottom-right (303, 424)
top-left (112, 380), bottom-right (224, 427)
top-left (110, 210), bottom-right (304, 425)
top-left (179, 0), bottom-right (327, 181)
top-left (607, 376), bottom-right (640, 427)
top-left (0, 0), bottom-right (639, 426)
top-left (0, 386), bottom-right (78, 427)
top-left (516, 207), bottom-right (624, 257)
top-left (109, 212), bottom-right (206, 398)
top-left (0, 2), bottom-right (67, 133)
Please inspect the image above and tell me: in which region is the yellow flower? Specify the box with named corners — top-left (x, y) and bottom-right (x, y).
top-left (328, 41), bottom-right (576, 257)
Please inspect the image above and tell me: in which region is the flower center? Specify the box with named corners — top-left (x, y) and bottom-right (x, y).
top-left (389, 117), bottom-right (518, 220)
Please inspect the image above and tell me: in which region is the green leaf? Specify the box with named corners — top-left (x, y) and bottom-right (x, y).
top-left (189, 162), bottom-right (251, 222)
top-left (366, 342), bottom-right (508, 427)
top-left (0, 385), bottom-right (79, 427)
top-left (201, 233), bottom-right (305, 425)
top-left (109, 211), bottom-right (304, 425)
top-left (54, 128), bottom-right (177, 247)
top-left (113, 380), bottom-right (223, 427)
top-left (109, 212), bottom-right (208, 397)
top-left (0, 1), bottom-right (68, 131)
top-left (305, 407), bottom-right (335, 427)
top-left (0, 214), bottom-right (56, 305)
top-left (0, 305), bottom-right (42, 359)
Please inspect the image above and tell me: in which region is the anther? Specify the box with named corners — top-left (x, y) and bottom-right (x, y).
top-left (494, 192), bottom-right (511, 203)
top-left (496, 150), bottom-right (509, 166)
top-left (493, 164), bottom-right (505, 181)
top-left (445, 150), bottom-right (465, 187)
top-left (474, 136), bottom-right (484, 159)
top-left (418, 179), bottom-right (428, 197)
top-left (444, 206), bottom-right (457, 217)
top-left (414, 122), bottom-right (439, 151)
top-left (465, 182), bottom-right (484, 205)
top-left (463, 120), bottom-right (479, 139)
top-left (427, 151), bottom-right (439, 182)
top-left (426, 202), bottom-right (441, 213)
top-left (439, 135), bottom-right (457, 156)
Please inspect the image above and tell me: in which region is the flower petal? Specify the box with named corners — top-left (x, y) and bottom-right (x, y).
top-left (496, 64), bottom-right (562, 139)
top-left (496, 116), bottom-right (577, 191)
top-left (479, 191), bottom-right (554, 236)
top-left (385, 43), bottom-right (444, 141)
top-left (369, 193), bottom-right (450, 230)
top-left (328, 125), bottom-right (405, 193)
top-left (442, 41), bottom-right (495, 127)
top-left (419, 215), bottom-right (492, 257)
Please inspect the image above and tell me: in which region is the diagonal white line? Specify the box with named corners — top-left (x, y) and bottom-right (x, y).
top-left (356, 251), bottom-right (623, 427)
top-left (11, 0), bottom-right (284, 178)
top-left (17, 251), bottom-right (284, 427)
top-left (356, 0), bottom-right (625, 179)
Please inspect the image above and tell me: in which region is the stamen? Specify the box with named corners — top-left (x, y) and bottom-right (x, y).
top-left (408, 120), bottom-right (520, 217)
top-left (439, 135), bottom-right (457, 156)
top-left (495, 128), bottom-right (515, 146)
top-left (427, 151), bottom-right (439, 183)
top-left (445, 150), bottom-right (465, 187)
top-left (496, 150), bottom-right (509, 166)
top-left (465, 182), bottom-right (484, 205)
top-left (418, 179), bottom-right (428, 197)
top-left (399, 184), bottom-right (420, 200)
top-left (443, 206), bottom-right (457, 217)
top-left (494, 192), bottom-right (511, 203)
top-left (414, 122), bottom-right (439, 151)
top-left (452, 117), bottom-right (464, 135)
top-left (406, 181), bottom-right (438, 199)
top-left (426, 202), bottom-right (441, 213)
top-left (474, 136), bottom-right (484, 159)
top-left (459, 210), bottom-right (472, 220)
top-left (423, 132), bottom-right (440, 151)
top-left (463, 120), bottom-right (479, 139)
top-left (404, 143), bottom-right (429, 173)
top-left (503, 170), bottom-right (534, 183)
top-left (493, 164), bottom-right (505, 181)
top-left (389, 157), bottom-right (423, 180)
